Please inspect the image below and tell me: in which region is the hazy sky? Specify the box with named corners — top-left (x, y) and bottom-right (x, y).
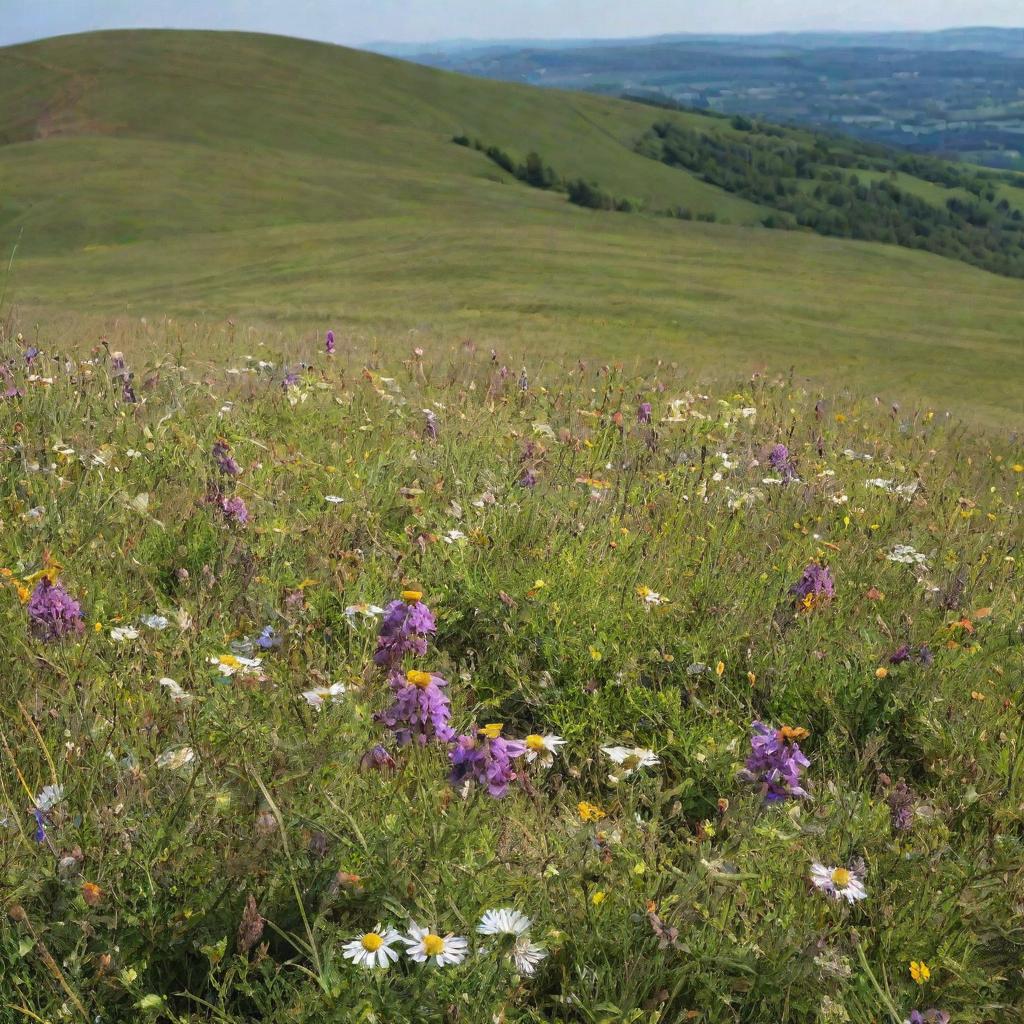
top-left (2, 0), bottom-right (1022, 48)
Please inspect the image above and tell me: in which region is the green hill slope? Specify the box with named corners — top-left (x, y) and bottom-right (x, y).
top-left (0, 30), bottom-right (1022, 426)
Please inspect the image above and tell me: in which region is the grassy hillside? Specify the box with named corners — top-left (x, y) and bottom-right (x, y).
top-left (0, 30), bottom-right (1022, 426)
top-left (1, 326), bottom-right (1022, 1022)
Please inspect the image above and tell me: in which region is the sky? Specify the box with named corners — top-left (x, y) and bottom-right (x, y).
top-left (1, 0), bottom-right (1022, 48)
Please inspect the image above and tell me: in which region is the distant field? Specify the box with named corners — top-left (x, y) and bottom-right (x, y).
top-left (1, 30), bottom-right (1022, 427)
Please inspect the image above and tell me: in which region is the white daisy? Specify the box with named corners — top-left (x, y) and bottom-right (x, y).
top-left (301, 683), bottom-right (346, 709)
top-left (109, 626), bottom-right (139, 642)
top-left (324, 495), bottom-right (345, 504)
top-left (34, 784), bottom-right (65, 811)
top-left (158, 677), bottom-right (192, 704)
top-left (209, 654), bottom-right (262, 677)
top-left (477, 908), bottom-right (532, 937)
top-left (810, 862), bottom-right (867, 904)
top-left (402, 923), bottom-right (468, 966)
top-left (511, 934), bottom-right (547, 975)
top-left (636, 586), bottom-right (667, 606)
top-left (523, 733), bottom-right (566, 767)
top-left (601, 746), bottom-right (660, 782)
top-left (343, 603), bottom-right (385, 623)
top-left (341, 926), bottom-right (402, 969)
top-left (887, 544), bottom-right (928, 566)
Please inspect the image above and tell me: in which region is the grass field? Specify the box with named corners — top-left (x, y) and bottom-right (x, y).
top-left (0, 324), bottom-right (1022, 1022)
top-left (1, 30), bottom-right (1022, 427)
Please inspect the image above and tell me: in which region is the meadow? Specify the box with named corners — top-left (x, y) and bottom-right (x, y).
top-left (0, 320), bottom-right (1022, 1023)
top-left (1, 31), bottom-right (1023, 427)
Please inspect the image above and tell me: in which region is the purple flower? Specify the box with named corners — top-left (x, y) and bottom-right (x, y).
top-left (359, 744), bottom-right (397, 772)
top-left (373, 592), bottom-right (436, 667)
top-left (889, 644), bottom-right (933, 667)
top-left (256, 625), bottom-right (281, 650)
top-left (519, 468), bottom-right (536, 488)
top-left (768, 443), bottom-right (798, 482)
top-left (790, 563), bottom-right (834, 611)
top-left (27, 578), bottom-right (85, 642)
top-left (741, 722), bottom-right (810, 802)
top-left (889, 643), bottom-right (913, 665)
top-left (31, 808), bottom-right (48, 843)
top-left (24, 346), bottom-right (40, 365)
top-left (281, 369), bottom-right (300, 391)
top-left (448, 731), bottom-right (527, 798)
top-left (886, 780), bottom-right (915, 833)
top-left (326, 330), bottom-right (336, 355)
top-left (918, 644), bottom-right (934, 667)
top-left (121, 376), bottom-right (138, 404)
top-left (908, 1013), bottom-right (949, 1024)
top-left (212, 440), bottom-right (241, 477)
top-left (219, 495), bottom-right (249, 525)
top-left (637, 401), bottom-right (653, 424)
top-left (376, 669), bottom-right (454, 746)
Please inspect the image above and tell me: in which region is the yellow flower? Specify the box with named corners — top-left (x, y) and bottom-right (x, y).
top-left (910, 960), bottom-right (931, 985)
top-left (591, 890), bottom-right (607, 905)
top-left (478, 723), bottom-right (503, 739)
top-left (715, 661), bottom-right (725, 677)
top-left (747, 671), bottom-right (757, 686)
top-left (401, 589), bottom-right (422, 602)
top-left (588, 646), bottom-right (603, 662)
top-left (1012, 464), bottom-right (1023, 473)
top-left (578, 801), bottom-right (606, 823)
top-left (16, 584), bottom-right (30, 604)
top-left (405, 670), bottom-right (433, 688)
top-left (875, 667), bottom-right (889, 679)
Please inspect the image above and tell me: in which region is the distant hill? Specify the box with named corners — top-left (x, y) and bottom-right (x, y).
top-left (382, 28), bottom-right (1024, 169)
top-left (1, 30), bottom-right (1021, 425)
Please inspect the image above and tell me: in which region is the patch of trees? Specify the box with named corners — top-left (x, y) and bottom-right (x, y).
top-left (637, 120), bottom-right (1024, 277)
top-left (452, 135), bottom-right (636, 212)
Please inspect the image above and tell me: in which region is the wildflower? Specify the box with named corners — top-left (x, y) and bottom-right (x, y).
top-left (591, 890), bottom-right (607, 905)
top-left (256, 625), bottom-right (281, 649)
top-left (477, 908), bottom-right (531, 937)
top-left (886, 781), bottom-right (915, 832)
top-left (906, 1012), bottom-right (949, 1024)
top-left (910, 961), bottom-right (931, 985)
top-left (27, 578), bottom-right (85, 641)
top-left (636, 585), bottom-right (667, 606)
top-left (790, 563), bottom-right (834, 611)
top-left (423, 409), bottom-right (439, 439)
top-left (519, 468), bottom-right (537, 487)
top-left (509, 934), bottom-right (547, 975)
top-left (301, 682), bottom-right (346, 709)
top-left (140, 614), bottom-right (169, 630)
top-left (810, 862), bottom-right (867, 903)
top-left (219, 495), bottom-right (249, 525)
top-left (325, 494), bottom-right (344, 504)
top-left (523, 733), bottom-right (565, 766)
top-left (601, 746), bottom-right (660, 783)
top-left (768, 443), bottom-right (798, 482)
top-left (109, 625), bottom-right (139, 642)
top-left (342, 926), bottom-right (402, 969)
top-left (159, 677), bottom-right (191, 704)
top-left (211, 440), bottom-right (241, 477)
top-left (34, 784), bottom-right (65, 812)
top-left (442, 529), bottom-right (467, 544)
top-left (344, 602), bottom-right (384, 622)
top-left (449, 732), bottom-right (527, 797)
top-left (209, 654), bottom-right (262, 677)
top-left (325, 329), bottom-right (336, 355)
top-left (741, 721), bottom-right (810, 802)
top-left (518, 369), bottom-right (529, 392)
top-left (637, 401), bottom-right (653, 424)
top-left (377, 669), bottom-right (454, 746)
top-left (155, 747), bottom-right (196, 770)
top-left (887, 544), bottom-right (928, 566)
top-left (578, 801), bottom-right (606, 822)
top-left (358, 744), bottom-right (397, 772)
top-left (403, 924), bottom-right (468, 966)
top-left (373, 592), bottom-right (436, 667)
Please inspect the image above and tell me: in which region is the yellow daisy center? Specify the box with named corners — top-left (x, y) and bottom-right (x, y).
top-left (401, 590), bottom-right (423, 603)
top-left (220, 655), bottom-right (241, 668)
top-left (361, 932), bottom-right (384, 952)
top-left (831, 868), bottom-right (852, 888)
top-left (525, 734), bottom-right (546, 751)
top-left (423, 934), bottom-right (445, 956)
top-left (406, 670), bottom-right (432, 688)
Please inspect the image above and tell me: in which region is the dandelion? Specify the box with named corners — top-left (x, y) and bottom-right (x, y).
top-left (377, 669), bottom-right (454, 746)
top-left (741, 722), bottom-right (810, 802)
top-left (578, 801), bottom-right (606, 822)
top-left (301, 682), bottom-right (346, 709)
top-left (790, 562), bottom-right (834, 611)
top-left (601, 745), bottom-right (660, 782)
top-left (373, 591), bottom-right (436, 667)
top-left (810, 862), bottom-right (867, 903)
top-left (403, 924), bottom-right (468, 966)
top-left (341, 926), bottom-right (402, 969)
top-left (27, 578), bottom-right (85, 641)
top-left (910, 961), bottom-right (931, 985)
top-left (449, 732), bottom-right (527, 797)
top-left (523, 733), bottom-right (565, 767)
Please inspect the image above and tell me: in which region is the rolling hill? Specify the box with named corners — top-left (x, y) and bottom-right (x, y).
top-left (0, 30), bottom-right (1022, 425)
